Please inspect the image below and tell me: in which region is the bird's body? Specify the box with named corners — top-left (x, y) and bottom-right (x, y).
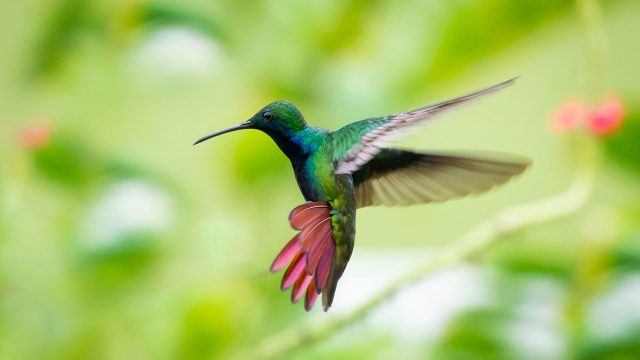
top-left (195, 78), bottom-right (530, 311)
top-left (261, 125), bottom-right (357, 309)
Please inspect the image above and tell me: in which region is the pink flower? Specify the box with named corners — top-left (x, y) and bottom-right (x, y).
top-left (551, 99), bottom-right (588, 133)
top-left (21, 123), bottom-right (51, 149)
top-left (550, 96), bottom-right (625, 137)
top-left (587, 97), bottom-right (624, 136)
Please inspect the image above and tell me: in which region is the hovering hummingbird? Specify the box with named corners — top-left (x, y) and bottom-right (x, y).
top-left (195, 78), bottom-right (529, 312)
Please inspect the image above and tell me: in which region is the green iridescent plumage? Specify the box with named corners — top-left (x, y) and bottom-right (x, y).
top-left (194, 78), bottom-right (530, 311)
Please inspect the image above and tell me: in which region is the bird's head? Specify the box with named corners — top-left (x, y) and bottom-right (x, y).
top-left (194, 101), bottom-right (308, 145)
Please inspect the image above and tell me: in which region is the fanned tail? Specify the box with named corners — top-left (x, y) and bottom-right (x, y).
top-left (270, 201), bottom-right (336, 311)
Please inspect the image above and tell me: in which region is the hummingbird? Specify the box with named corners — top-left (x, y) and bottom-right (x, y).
top-left (194, 78), bottom-right (529, 312)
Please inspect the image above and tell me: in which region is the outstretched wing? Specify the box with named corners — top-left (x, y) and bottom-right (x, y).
top-left (333, 78), bottom-right (517, 175)
top-left (352, 149), bottom-right (530, 208)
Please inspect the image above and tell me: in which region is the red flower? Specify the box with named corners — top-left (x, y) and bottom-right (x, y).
top-left (21, 123), bottom-right (51, 149)
top-left (587, 97), bottom-right (624, 136)
top-left (551, 99), bottom-right (588, 133)
top-left (551, 96), bottom-right (625, 137)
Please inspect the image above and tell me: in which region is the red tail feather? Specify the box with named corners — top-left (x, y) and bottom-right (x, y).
top-left (271, 201), bottom-right (336, 311)
top-left (281, 253), bottom-right (305, 290)
top-left (289, 202), bottom-right (330, 230)
top-left (291, 274), bottom-right (312, 304)
top-left (300, 218), bottom-right (331, 250)
top-left (305, 282), bottom-right (319, 311)
top-left (270, 234), bottom-right (300, 273)
top-left (315, 246), bottom-right (333, 292)
top-left (307, 231), bottom-right (332, 275)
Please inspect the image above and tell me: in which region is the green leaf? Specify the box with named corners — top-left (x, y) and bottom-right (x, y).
top-left (603, 112), bottom-right (640, 176)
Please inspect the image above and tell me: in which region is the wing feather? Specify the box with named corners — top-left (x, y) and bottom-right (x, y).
top-left (352, 149), bottom-right (530, 208)
top-left (333, 78), bottom-right (517, 174)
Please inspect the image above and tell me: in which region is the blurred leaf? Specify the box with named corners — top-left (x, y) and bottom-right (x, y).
top-left (579, 327), bottom-right (640, 360)
top-left (179, 298), bottom-right (236, 359)
top-left (31, 134), bottom-right (101, 188)
top-left (433, 308), bottom-right (511, 360)
top-left (102, 158), bottom-right (183, 200)
top-left (603, 112), bottom-right (640, 176)
top-left (137, 2), bottom-right (226, 42)
top-left (612, 231), bottom-right (640, 272)
top-left (76, 232), bottom-right (160, 292)
top-left (487, 234), bottom-right (575, 279)
top-left (31, 0), bottom-right (95, 76)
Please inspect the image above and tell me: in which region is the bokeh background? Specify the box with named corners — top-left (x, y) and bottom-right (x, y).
top-left (2, 0), bottom-right (640, 359)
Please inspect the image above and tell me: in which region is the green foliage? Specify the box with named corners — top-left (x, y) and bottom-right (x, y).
top-left (179, 298), bottom-right (236, 359)
top-left (31, 134), bottom-right (100, 187)
top-left (138, 3), bottom-right (226, 41)
top-left (1, 0), bottom-right (639, 359)
top-left (603, 112), bottom-right (640, 176)
top-left (31, 0), bottom-right (93, 76)
top-left (612, 232), bottom-right (640, 271)
top-left (433, 309), bottom-right (511, 360)
top-left (76, 232), bottom-right (161, 293)
top-left (488, 234), bottom-right (577, 279)
top-left (579, 328), bottom-right (640, 360)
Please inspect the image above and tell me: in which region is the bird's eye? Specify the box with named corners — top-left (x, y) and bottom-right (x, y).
top-left (263, 111), bottom-right (272, 120)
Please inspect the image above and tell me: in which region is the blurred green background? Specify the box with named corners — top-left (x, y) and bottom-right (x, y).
top-left (1, 0), bottom-right (640, 359)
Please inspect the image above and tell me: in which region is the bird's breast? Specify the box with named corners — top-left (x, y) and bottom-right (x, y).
top-left (292, 149), bottom-right (352, 204)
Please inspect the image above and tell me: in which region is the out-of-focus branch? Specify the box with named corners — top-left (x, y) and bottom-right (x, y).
top-left (235, 158), bottom-right (595, 360)
top-left (577, 0), bottom-right (607, 100)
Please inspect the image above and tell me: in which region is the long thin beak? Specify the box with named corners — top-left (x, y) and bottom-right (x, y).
top-left (193, 121), bottom-right (253, 145)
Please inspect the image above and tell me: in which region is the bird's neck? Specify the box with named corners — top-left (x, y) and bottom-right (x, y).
top-left (264, 127), bottom-right (320, 163)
